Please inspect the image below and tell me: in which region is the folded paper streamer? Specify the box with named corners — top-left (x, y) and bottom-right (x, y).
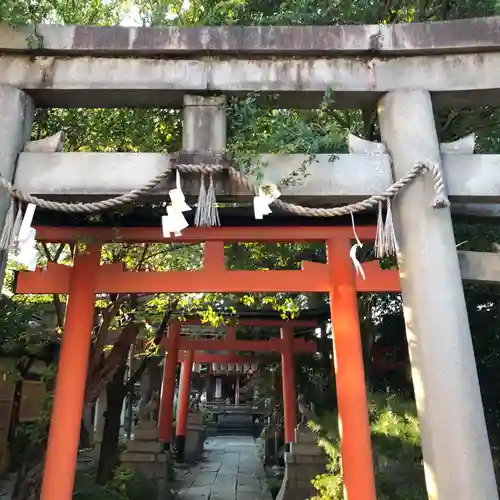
top-left (163, 170), bottom-right (191, 238)
top-left (168, 170), bottom-right (191, 213)
top-left (11, 203), bottom-right (38, 271)
top-left (253, 183), bottom-right (281, 219)
top-left (162, 204), bottom-right (189, 238)
top-left (349, 211), bottom-right (366, 281)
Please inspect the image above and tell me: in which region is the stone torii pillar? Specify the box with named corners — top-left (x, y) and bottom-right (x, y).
top-left (378, 89), bottom-right (498, 500)
top-left (0, 86), bottom-right (34, 284)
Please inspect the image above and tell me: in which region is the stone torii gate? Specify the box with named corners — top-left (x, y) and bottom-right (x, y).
top-left (2, 16), bottom-right (500, 500)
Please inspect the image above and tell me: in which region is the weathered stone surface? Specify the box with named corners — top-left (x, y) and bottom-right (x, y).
top-left (187, 412), bottom-right (204, 425)
top-left (2, 52), bottom-right (500, 108)
top-left (458, 251), bottom-right (500, 284)
top-left (183, 95), bottom-right (226, 154)
top-left (175, 436), bottom-right (271, 500)
top-left (134, 425), bottom-right (159, 441)
top-left (184, 424), bottom-right (206, 462)
top-left (379, 89), bottom-right (498, 500)
top-left (0, 86), bottom-right (33, 286)
top-left (23, 131), bottom-right (65, 153)
top-left (192, 471), bottom-right (217, 486)
top-left (276, 426), bottom-right (326, 500)
top-left (121, 451), bottom-right (156, 463)
top-left (3, 19), bottom-right (500, 56)
top-left (15, 151), bottom-right (500, 204)
top-left (127, 439), bottom-right (163, 453)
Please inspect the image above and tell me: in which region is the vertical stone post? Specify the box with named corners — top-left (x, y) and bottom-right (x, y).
top-left (378, 89), bottom-right (498, 500)
top-left (327, 236), bottom-right (376, 500)
top-left (94, 390), bottom-right (107, 445)
top-left (182, 95), bottom-right (227, 154)
top-left (40, 245), bottom-right (101, 500)
top-left (281, 326), bottom-right (297, 445)
top-left (235, 375), bottom-right (240, 405)
top-left (158, 321), bottom-right (181, 447)
top-left (0, 86), bottom-right (34, 284)
top-left (175, 350), bottom-right (194, 461)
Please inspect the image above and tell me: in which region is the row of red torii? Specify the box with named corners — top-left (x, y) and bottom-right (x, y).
top-left (168, 317), bottom-right (317, 459)
top-left (15, 225), bottom-right (400, 500)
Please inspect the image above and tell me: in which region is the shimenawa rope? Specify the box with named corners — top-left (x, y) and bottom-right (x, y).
top-left (0, 159), bottom-right (448, 215)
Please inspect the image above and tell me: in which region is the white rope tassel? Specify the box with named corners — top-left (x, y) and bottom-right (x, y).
top-left (194, 174), bottom-right (206, 227)
top-left (0, 198), bottom-right (16, 251)
top-left (349, 211), bottom-right (366, 280)
top-left (195, 173), bottom-right (220, 227)
top-left (206, 174), bottom-right (220, 227)
top-left (383, 198), bottom-right (398, 257)
top-left (374, 201), bottom-right (385, 259)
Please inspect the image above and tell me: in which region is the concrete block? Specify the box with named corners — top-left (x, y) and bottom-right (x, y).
top-left (127, 439), bottom-right (163, 453)
top-left (289, 443), bottom-right (320, 455)
top-left (134, 427), bottom-right (159, 441)
top-left (120, 452), bottom-right (156, 463)
top-left (187, 412), bottom-right (204, 425)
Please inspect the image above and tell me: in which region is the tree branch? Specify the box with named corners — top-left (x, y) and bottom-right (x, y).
top-left (153, 299), bottom-right (179, 345)
top-left (40, 243), bottom-right (65, 327)
top-left (123, 355), bottom-right (152, 394)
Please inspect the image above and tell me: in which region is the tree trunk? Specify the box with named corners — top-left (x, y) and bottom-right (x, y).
top-left (96, 363), bottom-right (126, 485)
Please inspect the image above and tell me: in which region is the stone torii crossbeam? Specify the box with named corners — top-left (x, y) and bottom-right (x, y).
top-left (2, 16), bottom-right (500, 500)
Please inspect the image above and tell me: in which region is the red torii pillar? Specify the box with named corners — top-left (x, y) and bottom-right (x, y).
top-left (281, 325), bottom-right (297, 444)
top-left (158, 320), bottom-right (181, 447)
top-left (327, 237), bottom-right (376, 500)
top-left (174, 349), bottom-right (194, 460)
top-left (40, 245), bottom-right (101, 500)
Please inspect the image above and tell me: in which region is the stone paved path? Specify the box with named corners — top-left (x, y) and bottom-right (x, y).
top-left (174, 436), bottom-right (273, 500)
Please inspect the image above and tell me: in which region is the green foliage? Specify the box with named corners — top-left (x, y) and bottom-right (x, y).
top-left (226, 92), bottom-right (345, 182)
top-left (74, 466), bottom-right (158, 500)
top-left (0, 297), bottom-right (55, 358)
top-left (0, 0), bottom-right (125, 25)
top-left (133, 0), bottom-right (500, 26)
top-left (310, 393), bottom-right (425, 500)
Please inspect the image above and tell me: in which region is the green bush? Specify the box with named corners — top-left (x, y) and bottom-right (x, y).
top-left (309, 393), bottom-right (426, 500)
top-left (74, 466), bottom-right (158, 500)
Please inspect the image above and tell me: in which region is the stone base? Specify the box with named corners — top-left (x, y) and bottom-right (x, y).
top-left (276, 425), bottom-right (326, 500)
top-left (184, 423), bottom-right (206, 462)
top-left (120, 421), bottom-right (173, 499)
top-left (134, 421), bottom-right (160, 441)
top-left (176, 412), bottom-right (206, 462)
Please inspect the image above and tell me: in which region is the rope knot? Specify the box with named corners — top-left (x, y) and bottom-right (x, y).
top-left (420, 160), bottom-right (450, 209)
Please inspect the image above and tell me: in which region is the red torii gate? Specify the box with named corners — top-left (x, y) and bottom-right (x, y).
top-left (15, 225), bottom-right (401, 500)
top-left (162, 318), bottom-right (318, 457)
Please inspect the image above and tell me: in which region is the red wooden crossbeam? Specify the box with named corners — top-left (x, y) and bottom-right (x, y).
top-left (180, 318), bottom-right (317, 327)
top-left (173, 337), bottom-right (317, 352)
top-left (178, 352), bottom-right (259, 363)
top-left (17, 226), bottom-right (400, 294)
top-left (15, 260), bottom-right (399, 294)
